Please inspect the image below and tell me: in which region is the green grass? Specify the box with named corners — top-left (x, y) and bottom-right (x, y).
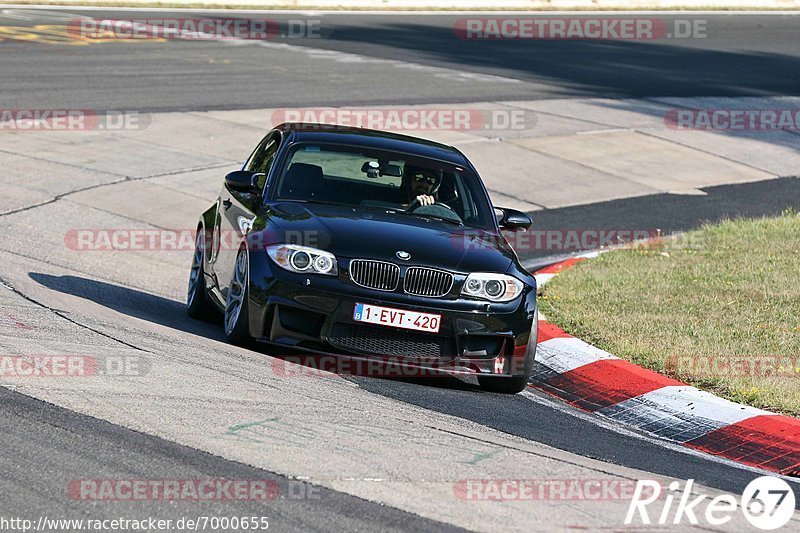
top-left (539, 210), bottom-right (800, 416)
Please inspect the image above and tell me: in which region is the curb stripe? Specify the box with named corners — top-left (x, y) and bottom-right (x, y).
top-left (535, 336), bottom-right (617, 374)
top-left (536, 320), bottom-right (571, 343)
top-left (598, 386), bottom-right (767, 443)
top-left (532, 254), bottom-right (800, 477)
top-left (535, 359), bottom-right (681, 412)
top-left (534, 257), bottom-right (586, 275)
top-left (686, 415), bottom-right (800, 476)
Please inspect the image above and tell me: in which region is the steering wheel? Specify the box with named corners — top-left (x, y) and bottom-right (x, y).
top-left (406, 198), bottom-right (456, 212)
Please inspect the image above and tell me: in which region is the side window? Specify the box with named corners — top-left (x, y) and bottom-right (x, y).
top-left (246, 134), bottom-right (280, 190)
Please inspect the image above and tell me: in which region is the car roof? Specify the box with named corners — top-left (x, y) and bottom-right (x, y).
top-left (274, 122), bottom-right (470, 167)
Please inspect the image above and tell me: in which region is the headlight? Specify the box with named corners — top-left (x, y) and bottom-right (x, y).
top-left (461, 273), bottom-right (523, 302)
top-left (266, 244), bottom-right (338, 276)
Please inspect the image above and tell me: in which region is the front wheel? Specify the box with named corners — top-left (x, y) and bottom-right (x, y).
top-left (223, 248), bottom-right (251, 345)
top-left (478, 315), bottom-right (537, 394)
top-left (187, 228), bottom-right (214, 320)
top-left (478, 350), bottom-right (534, 393)
top-left (477, 373), bottom-right (530, 394)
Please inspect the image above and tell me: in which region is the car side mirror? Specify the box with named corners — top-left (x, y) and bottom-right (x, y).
top-left (497, 207), bottom-right (532, 230)
top-left (225, 170), bottom-right (264, 193)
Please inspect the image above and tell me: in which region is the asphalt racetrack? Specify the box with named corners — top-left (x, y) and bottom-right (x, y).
top-left (1, 6), bottom-right (799, 531)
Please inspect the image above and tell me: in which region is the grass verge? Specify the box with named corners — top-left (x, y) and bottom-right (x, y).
top-left (539, 210), bottom-right (800, 416)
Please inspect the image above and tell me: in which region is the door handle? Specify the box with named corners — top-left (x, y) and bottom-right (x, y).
top-left (222, 198), bottom-right (232, 210)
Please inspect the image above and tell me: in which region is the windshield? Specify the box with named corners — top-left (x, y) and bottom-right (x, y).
top-left (272, 143), bottom-right (495, 230)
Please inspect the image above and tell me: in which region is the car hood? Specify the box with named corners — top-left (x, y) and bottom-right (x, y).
top-left (259, 202), bottom-right (515, 274)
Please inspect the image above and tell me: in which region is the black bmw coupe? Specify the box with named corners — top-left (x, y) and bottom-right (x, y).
top-left (188, 123), bottom-right (538, 393)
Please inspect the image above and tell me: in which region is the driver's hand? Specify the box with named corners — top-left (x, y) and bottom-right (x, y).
top-left (416, 194), bottom-right (435, 206)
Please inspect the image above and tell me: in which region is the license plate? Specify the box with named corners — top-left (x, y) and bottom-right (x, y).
top-left (353, 303), bottom-right (441, 333)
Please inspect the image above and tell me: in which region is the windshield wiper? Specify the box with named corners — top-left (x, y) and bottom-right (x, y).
top-left (388, 210), bottom-right (464, 226)
top-left (302, 200), bottom-right (394, 212)
top-left (296, 200), bottom-right (351, 207)
top-left (292, 201), bottom-right (465, 226)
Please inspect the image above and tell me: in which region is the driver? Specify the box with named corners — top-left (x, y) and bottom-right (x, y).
top-left (402, 165), bottom-right (442, 207)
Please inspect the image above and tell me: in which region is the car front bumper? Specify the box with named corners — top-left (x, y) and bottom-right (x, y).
top-left (245, 253), bottom-right (537, 377)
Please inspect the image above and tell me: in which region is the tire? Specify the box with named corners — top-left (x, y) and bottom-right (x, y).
top-left (478, 314), bottom-right (537, 394)
top-left (477, 373), bottom-right (530, 394)
top-left (187, 228), bottom-right (214, 320)
top-left (223, 248), bottom-right (251, 345)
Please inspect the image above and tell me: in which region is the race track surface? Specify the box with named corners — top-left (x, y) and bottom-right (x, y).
top-left (1, 7), bottom-right (799, 531)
